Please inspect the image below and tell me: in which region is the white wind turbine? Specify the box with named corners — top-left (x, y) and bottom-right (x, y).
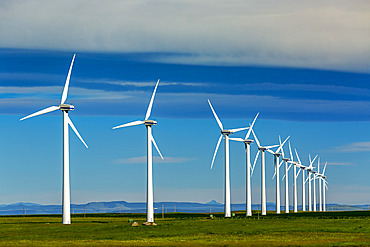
top-left (316, 158), bottom-right (324, 211)
top-left (208, 99), bottom-right (249, 218)
top-left (251, 129), bottom-right (279, 215)
top-left (278, 139), bottom-right (291, 214)
top-left (20, 54), bottom-right (88, 225)
top-left (271, 136), bottom-right (290, 214)
top-left (294, 149), bottom-right (307, 211)
top-left (311, 157), bottom-right (319, 212)
top-left (229, 113), bottom-right (259, 217)
top-left (282, 142), bottom-right (306, 213)
top-left (113, 79), bottom-right (163, 223)
top-left (319, 162), bottom-right (328, 211)
top-left (306, 154), bottom-right (318, 212)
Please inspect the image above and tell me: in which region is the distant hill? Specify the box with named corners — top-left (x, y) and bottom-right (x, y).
top-left (0, 201), bottom-right (368, 216)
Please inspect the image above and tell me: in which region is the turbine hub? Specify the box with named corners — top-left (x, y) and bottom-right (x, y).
top-left (144, 120), bottom-right (157, 126)
top-left (59, 104), bottom-right (74, 111)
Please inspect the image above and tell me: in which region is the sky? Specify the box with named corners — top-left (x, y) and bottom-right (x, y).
top-left (0, 1), bottom-right (370, 206)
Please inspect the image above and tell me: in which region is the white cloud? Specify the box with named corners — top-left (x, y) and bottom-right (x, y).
top-left (327, 162), bottom-right (353, 166)
top-left (114, 156), bottom-right (196, 164)
top-left (0, 0), bottom-right (369, 72)
top-left (333, 142), bottom-right (370, 153)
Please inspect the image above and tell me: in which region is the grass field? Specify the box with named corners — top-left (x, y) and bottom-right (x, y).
top-left (0, 211), bottom-right (369, 246)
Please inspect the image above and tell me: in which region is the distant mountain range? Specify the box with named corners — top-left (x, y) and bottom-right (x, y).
top-left (0, 201), bottom-right (368, 215)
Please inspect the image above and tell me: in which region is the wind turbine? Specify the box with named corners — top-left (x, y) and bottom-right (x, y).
top-left (303, 154), bottom-right (317, 212)
top-left (20, 54), bottom-right (88, 225)
top-left (271, 136), bottom-right (290, 214)
top-left (320, 162), bottom-right (328, 211)
top-left (312, 158), bottom-right (319, 212)
top-left (229, 113), bottom-right (259, 216)
top-left (317, 159), bottom-right (322, 212)
top-left (306, 154), bottom-right (317, 211)
top-left (295, 149), bottom-right (307, 211)
top-left (278, 138), bottom-right (291, 214)
top-left (113, 79), bottom-right (163, 224)
top-left (286, 142), bottom-right (300, 213)
top-left (208, 99), bottom-right (249, 218)
top-left (251, 129), bottom-right (279, 215)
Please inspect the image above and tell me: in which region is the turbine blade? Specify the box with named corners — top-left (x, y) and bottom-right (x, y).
top-left (287, 163), bottom-right (293, 171)
top-left (229, 137), bottom-right (244, 142)
top-left (210, 134), bottom-right (223, 169)
top-left (61, 54), bottom-right (76, 104)
top-left (67, 115), bottom-right (88, 148)
top-left (279, 159), bottom-right (284, 168)
top-left (317, 157), bottom-right (320, 173)
top-left (230, 126), bottom-right (249, 133)
top-left (266, 149), bottom-right (274, 154)
top-left (207, 99), bottom-right (223, 130)
top-left (151, 134), bottom-right (164, 159)
top-left (272, 171), bottom-right (276, 180)
top-left (289, 141), bottom-right (293, 161)
top-left (251, 150), bottom-right (260, 176)
top-left (295, 148), bottom-right (301, 164)
top-left (245, 113), bottom-right (259, 139)
top-left (251, 129), bottom-right (260, 147)
top-left (310, 155), bottom-right (318, 168)
top-left (20, 106), bottom-right (60, 121)
top-left (276, 136), bottom-right (290, 153)
top-left (282, 174), bottom-right (286, 181)
top-left (322, 162), bottom-right (327, 175)
top-left (113, 120), bottom-right (144, 129)
top-left (265, 144), bottom-right (279, 149)
top-left (145, 79), bottom-right (160, 120)
top-left (279, 136), bottom-right (285, 158)
top-left (297, 168), bottom-right (301, 177)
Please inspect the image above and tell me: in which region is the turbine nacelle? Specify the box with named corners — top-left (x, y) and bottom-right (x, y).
top-left (282, 158), bottom-right (290, 162)
top-left (274, 152), bottom-right (282, 157)
top-left (259, 147), bottom-right (268, 151)
top-left (244, 139), bottom-right (254, 144)
top-left (221, 130), bottom-right (233, 135)
top-left (144, 120), bottom-right (157, 126)
top-left (59, 104), bottom-right (74, 111)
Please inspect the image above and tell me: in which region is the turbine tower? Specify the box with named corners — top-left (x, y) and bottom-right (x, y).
top-left (208, 99), bottom-right (249, 218)
top-left (113, 79), bottom-right (163, 223)
top-left (251, 129), bottom-right (279, 215)
top-left (229, 113), bottom-right (259, 216)
top-left (271, 136), bottom-right (290, 214)
top-left (20, 54), bottom-right (88, 225)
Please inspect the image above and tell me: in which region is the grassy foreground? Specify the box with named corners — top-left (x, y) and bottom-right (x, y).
top-left (0, 211), bottom-right (369, 246)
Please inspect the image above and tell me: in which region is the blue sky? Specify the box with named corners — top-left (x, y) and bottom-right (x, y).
top-left (0, 1), bottom-right (369, 206)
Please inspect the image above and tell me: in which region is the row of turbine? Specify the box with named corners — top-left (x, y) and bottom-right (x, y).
top-left (19, 54), bottom-right (328, 225)
top-left (207, 99), bottom-right (329, 217)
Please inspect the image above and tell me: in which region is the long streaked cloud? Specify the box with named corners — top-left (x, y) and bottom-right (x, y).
top-left (114, 156), bottom-right (196, 164)
top-left (333, 142), bottom-right (370, 153)
top-left (0, 0), bottom-right (369, 72)
top-left (327, 162), bottom-right (353, 166)
top-left (2, 85), bottom-right (370, 121)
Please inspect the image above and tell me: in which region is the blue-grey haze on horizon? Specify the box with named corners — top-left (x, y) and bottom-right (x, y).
top-left (0, 0), bottom-right (369, 207)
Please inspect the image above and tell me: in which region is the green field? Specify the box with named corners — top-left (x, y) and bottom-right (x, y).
top-left (0, 211), bottom-right (369, 246)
